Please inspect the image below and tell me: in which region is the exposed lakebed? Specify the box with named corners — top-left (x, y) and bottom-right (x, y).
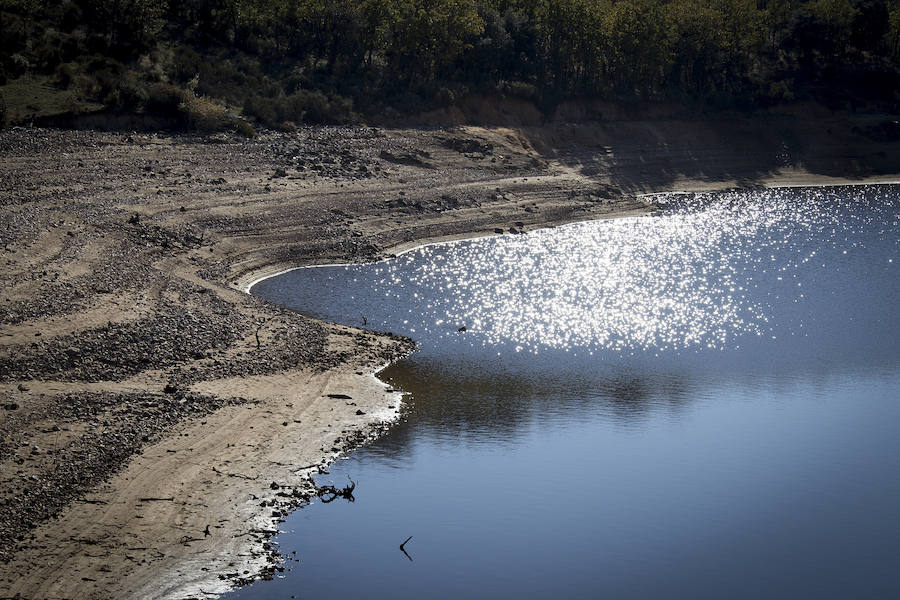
top-left (237, 186), bottom-right (899, 599)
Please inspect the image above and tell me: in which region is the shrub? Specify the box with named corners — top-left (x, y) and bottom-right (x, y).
top-left (104, 72), bottom-right (148, 109)
top-left (180, 91), bottom-right (230, 133)
top-left (234, 119), bottom-right (258, 138)
top-left (144, 83), bottom-right (184, 117)
top-left (179, 76), bottom-right (235, 133)
top-left (0, 92), bottom-right (7, 129)
top-left (243, 95), bottom-right (280, 126)
top-left (289, 90), bottom-right (353, 124)
top-left (242, 90), bottom-right (355, 127)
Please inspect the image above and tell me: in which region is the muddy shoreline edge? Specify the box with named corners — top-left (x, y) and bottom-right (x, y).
top-left (1, 116), bottom-right (899, 599)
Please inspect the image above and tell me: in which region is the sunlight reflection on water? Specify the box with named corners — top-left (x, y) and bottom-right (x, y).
top-left (269, 186), bottom-right (897, 362)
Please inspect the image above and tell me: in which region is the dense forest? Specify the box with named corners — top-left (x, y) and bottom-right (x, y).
top-left (1, 0), bottom-right (899, 130)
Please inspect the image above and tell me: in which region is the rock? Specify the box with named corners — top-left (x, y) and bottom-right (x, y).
top-left (355, 409), bottom-right (365, 415)
top-left (327, 393), bottom-right (352, 399)
top-left (441, 137), bottom-right (493, 154)
top-left (3, 403), bottom-right (19, 410)
top-left (270, 481), bottom-right (279, 490)
top-left (17, 383), bottom-right (29, 391)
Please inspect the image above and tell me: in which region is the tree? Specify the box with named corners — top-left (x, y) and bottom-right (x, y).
top-left (386, 0), bottom-right (485, 81)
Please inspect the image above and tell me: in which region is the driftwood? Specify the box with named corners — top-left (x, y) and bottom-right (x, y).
top-left (316, 476), bottom-right (356, 503)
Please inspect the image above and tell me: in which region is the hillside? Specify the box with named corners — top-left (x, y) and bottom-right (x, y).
top-left (2, 0), bottom-right (899, 132)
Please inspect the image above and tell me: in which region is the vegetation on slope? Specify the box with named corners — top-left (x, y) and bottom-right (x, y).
top-left (1, 0), bottom-right (898, 130)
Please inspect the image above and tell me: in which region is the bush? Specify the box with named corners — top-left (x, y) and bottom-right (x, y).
top-left (234, 119), bottom-right (258, 138)
top-left (290, 90), bottom-right (353, 124)
top-left (243, 95), bottom-right (280, 125)
top-left (145, 83), bottom-right (184, 117)
top-left (242, 90), bottom-right (355, 127)
top-left (107, 73), bottom-right (147, 109)
top-left (0, 92), bottom-right (7, 129)
top-left (180, 91), bottom-right (230, 133)
top-left (179, 76), bottom-right (236, 133)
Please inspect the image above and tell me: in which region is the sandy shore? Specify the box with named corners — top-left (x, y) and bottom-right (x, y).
top-left (1, 114), bottom-right (899, 599)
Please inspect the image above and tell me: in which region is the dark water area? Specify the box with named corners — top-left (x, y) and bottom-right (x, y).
top-left (234, 186), bottom-right (899, 599)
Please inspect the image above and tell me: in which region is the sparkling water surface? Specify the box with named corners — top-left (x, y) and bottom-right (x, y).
top-left (234, 186), bottom-right (900, 599)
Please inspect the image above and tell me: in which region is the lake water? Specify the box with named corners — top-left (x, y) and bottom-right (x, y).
top-left (236, 185), bottom-right (899, 599)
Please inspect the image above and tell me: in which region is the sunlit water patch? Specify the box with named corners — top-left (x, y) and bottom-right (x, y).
top-left (257, 185), bottom-right (897, 369)
top-left (234, 185), bottom-right (900, 600)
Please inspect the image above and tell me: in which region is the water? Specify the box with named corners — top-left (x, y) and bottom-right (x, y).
top-left (234, 186), bottom-right (900, 599)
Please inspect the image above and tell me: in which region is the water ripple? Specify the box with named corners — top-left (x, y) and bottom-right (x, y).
top-left (342, 186), bottom-right (898, 355)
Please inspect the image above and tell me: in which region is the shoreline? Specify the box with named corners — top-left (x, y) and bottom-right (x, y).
top-left (241, 205), bottom-right (653, 294)
top-left (241, 174), bottom-right (900, 296)
top-left (1, 117), bottom-right (899, 599)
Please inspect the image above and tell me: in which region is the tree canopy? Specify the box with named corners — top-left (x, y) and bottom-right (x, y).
top-left (1, 0), bottom-right (898, 126)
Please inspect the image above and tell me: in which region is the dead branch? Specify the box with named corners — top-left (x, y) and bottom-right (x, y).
top-left (400, 536), bottom-right (413, 561)
top-left (317, 475), bottom-right (356, 503)
top-left (179, 535), bottom-right (204, 545)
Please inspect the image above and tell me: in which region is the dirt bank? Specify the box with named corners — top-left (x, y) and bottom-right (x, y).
top-left (1, 112), bottom-right (898, 599)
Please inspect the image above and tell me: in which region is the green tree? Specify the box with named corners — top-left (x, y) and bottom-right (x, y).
top-left (602, 0), bottom-right (672, 98)
top-left (387, 0), bottom-right (485, 81)
top-left (666, 0), bottom-right (727, 97)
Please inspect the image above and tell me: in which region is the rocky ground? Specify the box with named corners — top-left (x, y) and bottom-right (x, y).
top-left (0, 113), bottom-right (897, 598)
